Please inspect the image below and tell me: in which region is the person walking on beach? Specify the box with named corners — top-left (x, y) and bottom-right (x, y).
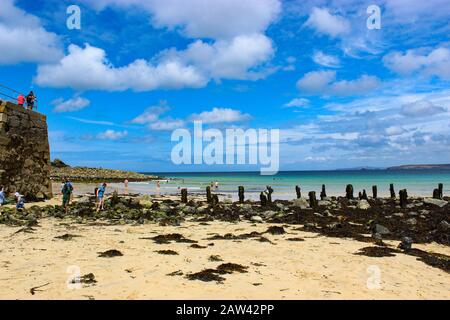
top-left (17, 94), bottom-right (25, 107)
top-left (124, 179), bottom-right (129, 195)
top-left (26, 91), bottom-right (36, 110)
top-left (0, 186), bottom-right (5, 206)
top-left (96, 182), bottom-right (107, 212)
top-left (61, 178), bottom-right (73, 214)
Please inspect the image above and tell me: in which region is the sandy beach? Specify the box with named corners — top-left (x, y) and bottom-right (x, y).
top-left (1, 211), bottom-right (448, 300)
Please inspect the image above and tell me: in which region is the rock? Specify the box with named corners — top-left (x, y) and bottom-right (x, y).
top-left (408, 211), bottom-right (418, 216)
top-left (398, 237), bottom-right (413, 250)
top-left (423, 198), bottom-right (448, 208)
top-left (250, 216), bottom-right (263, 223)
top-left (275, 203), bottom-right (287, 211)
top-left (438, 220), bottom-right (450, 231)
top-left (374, 224), bottom-right (390, 235)
top-left (356, 200), bottom-right (371, 210)
top-left (406, 218), bottom-right (417, 226)
top-left (323, 209), bottom-right (332, 217)
top-left (313, 212), bottom-right (324, 218)
top-left (318, 200), bottom-right (331, 207)
top-left (419, 209), bottom-right (430, 215)
top-left (291, 198), bottom-right (309, 209)
top-left (261, 210), bottom-right (277, 218)
top-left (393, 212), bottom-right (404, 218)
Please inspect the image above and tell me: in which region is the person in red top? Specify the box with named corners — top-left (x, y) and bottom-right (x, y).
top-left (17, 94), bottom-right (25, 107)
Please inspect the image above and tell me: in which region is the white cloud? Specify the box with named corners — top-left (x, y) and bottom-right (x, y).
top-left (312, 51), bottom-right (340, 68)
top-left (35, 32), bottom-right (275, 91)
top-left (296, 70), bottom-right (380, 96)
top-left (304, 7), bottom-right (350, 38)
top-left (35, 44), bottom-right (207, 91)
top-left (284, 98), bottom-right (310, 108)
top-left (83, 0), bottom-right (281, 40)
top-left (131, 102), bottom-right (170, 124)
top-left (97, 130), bottom-right (128, 140)
top-left (175, 34), bottom-right (275, 80)
top-left (0, 0), bottom-right (62, 64)
top-left (400, 100), bottom-right (447, 117)
top-left (383, 47), bottom-right (450, 80)
top-left (148, 118), bottom-right (185, 131)
top-left (189, 108), bottom-right (251, 124)
top-left (51, 96), bottom-right (90, 113)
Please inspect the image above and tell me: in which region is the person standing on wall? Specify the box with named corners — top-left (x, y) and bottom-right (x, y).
top-left (26, 91), bottom-right (36, 110)
top-left (17, 94), bottom-right (25, 107)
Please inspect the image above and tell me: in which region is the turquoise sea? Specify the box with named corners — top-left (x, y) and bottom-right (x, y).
top-left (120, 169), bottom-right (450, 201)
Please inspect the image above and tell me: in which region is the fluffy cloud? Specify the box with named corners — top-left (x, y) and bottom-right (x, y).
top-left (131, 103), bottom-right (170, 124)
top-left (284, 98), bottom-right (310, 108)
top-left (400, 100), bottom-right (447, 117)
top-left (189, 108), bottom-right (251, 124)
top-left (97, 130), bottom-right (128, 140)
top-left (312, 51), bottom-right (340, 68)
top-left (35, 44), bottom-right (207, 91)
top-left (296, 70), bottom-right (380, 96)
top-left (51, 96), bottom-right (90, 113)
top-left (383, 47), bottom-right (450, 80)
top-left (0, 0), bottom-right (62, 64)
top-left (35, 32), bottom-right (275, 90)
top-left (83, 0), bottom-right (281, 40)
top-left (304, 7), bottom-right (350, 38)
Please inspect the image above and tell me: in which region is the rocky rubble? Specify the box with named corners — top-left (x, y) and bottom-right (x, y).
top-left (50, 163), bottom-right (158, 182)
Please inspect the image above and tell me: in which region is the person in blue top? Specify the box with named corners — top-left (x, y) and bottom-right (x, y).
top-left (61, 178), bottom-right (74, 214)
top-left (15, 192), bottom-right (25, 210)
top-left (96, 182), bottom-right (107, 212)
top-left (0, 186), bottom-right (5, 206)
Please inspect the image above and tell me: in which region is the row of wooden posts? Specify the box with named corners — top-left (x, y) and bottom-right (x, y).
top-left (179, 183), bottom-right (444, 209)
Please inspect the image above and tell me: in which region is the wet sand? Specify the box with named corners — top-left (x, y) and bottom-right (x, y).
top-left (1, 217), bottom-right (448, 300)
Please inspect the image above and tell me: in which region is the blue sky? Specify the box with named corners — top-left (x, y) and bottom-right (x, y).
top-left (1, 0), bottom-right (449, 172)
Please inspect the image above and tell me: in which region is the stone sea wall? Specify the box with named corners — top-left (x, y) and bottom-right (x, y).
top-left (0, 100), bottom-right (52, 200)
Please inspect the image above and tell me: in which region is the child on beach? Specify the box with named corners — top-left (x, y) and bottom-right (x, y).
top-left (96, 182), bottom-right (107, 212)
top-left (0, 186), bottom-right (5, 206)
top-left (14, 192), bottom-right (25, 210)
top-left (61, 179), bottom-right (73, 214)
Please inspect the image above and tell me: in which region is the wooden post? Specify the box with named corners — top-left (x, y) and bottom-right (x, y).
top-left (308, 191), bottom-right (317, 208)
top-left (238, 186), bottom-right (245, 203)
top-left (362, 189), bottom-right (368, 200)
top-left (399, 189), bottom-right (407, 208)
top-left (260, 192), bottom-right (267, 206)
top-left (266, 186), bottom-right (273, 203)
top-left (438, 183), bottom-right (443, 199)
top-left (358, 191), bottom-right (362, 199)
top-left (320, 184), bottom-right (327, 200)
top-left (206, 186), bottom-right (212, 203)
top-left (181, 188), bottom-right (188, 203)
top-left (345, 184), bottom-right (354, 199)
top-left (390, 184), bottom-right (395, 198)
top-left (433, 188), bottom-right (440, 199)
top-left (372, 185), bottom-right (377, 199)
top-left (295, 185), bottom-right (301, 199)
